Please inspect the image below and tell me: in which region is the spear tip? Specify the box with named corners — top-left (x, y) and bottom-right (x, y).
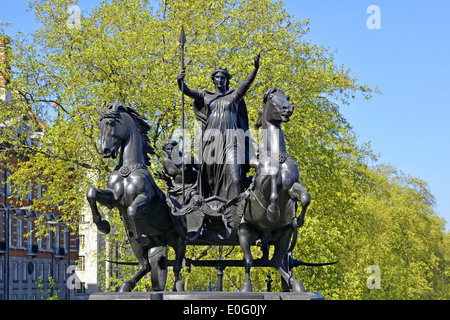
top-left (179, 25), bottom-right (186, 45)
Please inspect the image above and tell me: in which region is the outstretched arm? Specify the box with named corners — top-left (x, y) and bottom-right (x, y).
top-left (235, 54), bottom-right (260, 99)
top-left (177, 68), bottom-right (203, 101)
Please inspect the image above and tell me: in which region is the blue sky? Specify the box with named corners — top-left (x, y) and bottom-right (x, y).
top-left (2, 1), bottom-right (449, 231)
top-left (283, 0), bottom-right (450, 231)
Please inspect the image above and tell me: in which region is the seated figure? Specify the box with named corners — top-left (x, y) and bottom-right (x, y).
top-left (157, 139), bottom-right (199, 206)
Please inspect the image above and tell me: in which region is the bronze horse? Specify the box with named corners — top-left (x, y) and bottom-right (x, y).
top-left (238, 88), bottom-right (311, 292)
top-left (86, 102), bottom-right (186, 292)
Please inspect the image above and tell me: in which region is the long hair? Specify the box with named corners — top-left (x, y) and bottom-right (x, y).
top-left (210, 68), bottom-right (232, 91)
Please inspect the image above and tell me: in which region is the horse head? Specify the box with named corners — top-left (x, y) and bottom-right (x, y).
top-left (256, 88), bottom-right (294, 128)
top-left (98, 101), bottom-right (154, 163)
top-left (98, 102), bottom-right (128, 159)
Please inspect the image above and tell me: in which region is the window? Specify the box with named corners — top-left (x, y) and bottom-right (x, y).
top-left (46, 228), bottom-right (52, 251)
top-left (38, 235), bottom-right (43, 250)
top-left (39, 263), bottom-right (44, 280)
top-left (17, 219), bottom-right (23, 248)
top-left (47, 264), bottom-right (52, 282)
top-left (63, 263), bottom-right (67, 281)
top-left (0, 261), bottom-right (3, 281)
top-left (27, 221), bottom-right (34, 251)
top-left (64, 229), bottom-right (69, 251)
top-left (55, 264), bottom-right (59, 282)
top-left (77, 255), bottom-right (85, 272)
top-left (32, 263), bottom-right (37, 281)
top-left (22, 262), bottom-right (27, 282)
top-left (13, 262), bottom-right (18, 281)
top-left (27, 181), bottom-right (33, 201)
top-left (6, 171), bottom-right (11, 196)
top-left (74, 282), bottom-right (86, 295)
top-left (55, 226), bottom-right (60, 250)
top-left (37, 181), bottom-right (42, 198)
top-left (79, 234), bottom-right (85, 249)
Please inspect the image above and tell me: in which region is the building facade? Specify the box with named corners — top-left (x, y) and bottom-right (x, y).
top-left (0, 35), bottom-right (90, 300)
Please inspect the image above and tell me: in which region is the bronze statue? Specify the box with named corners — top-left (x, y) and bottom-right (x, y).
top-left (177, 55), bottom-right (260, 201)
top-left (86, 50), bottom-right (322, 293)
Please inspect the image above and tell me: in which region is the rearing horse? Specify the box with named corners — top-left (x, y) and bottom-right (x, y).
top-left (86, 102), bottom-right (185, 292)
top-left (238, 88), bottom-right (311, 292)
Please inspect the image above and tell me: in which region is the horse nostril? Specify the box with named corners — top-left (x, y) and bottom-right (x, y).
top-left (282, 105), bottom-right (293, 114)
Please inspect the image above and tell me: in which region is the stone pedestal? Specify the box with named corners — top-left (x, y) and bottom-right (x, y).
top-left (89, 291), bottom-right (324, 300)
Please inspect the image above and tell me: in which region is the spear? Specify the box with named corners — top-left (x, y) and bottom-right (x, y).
top-left (179, 26), bottom-right (186, 206)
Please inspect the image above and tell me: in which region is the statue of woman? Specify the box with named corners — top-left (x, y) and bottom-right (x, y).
top-left (177, 54), bottom-right (260, 200)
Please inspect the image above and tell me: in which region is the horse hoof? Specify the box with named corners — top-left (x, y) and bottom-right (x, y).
top-left (119, 281), bottom-right (134, 292)
top-left (290, 279), bottom-right (306, 292)
top-left (97, 220), bottom-right (111, 234)
top-left (240, 281), bottom-right (253, 292)
top-left (293, 217), bottom-right (304, 228)
top-left (173, 280), bottom-right (185, 292)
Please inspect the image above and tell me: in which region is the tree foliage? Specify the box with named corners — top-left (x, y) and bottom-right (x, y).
top-left (0, 0), bottom-right (448, 299)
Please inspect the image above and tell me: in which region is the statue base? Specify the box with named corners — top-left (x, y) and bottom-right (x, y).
top-left (89, 291), bottom-right (324, 300)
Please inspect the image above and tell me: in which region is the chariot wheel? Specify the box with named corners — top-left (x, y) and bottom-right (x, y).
top-left (149, 246), bottom-right (168, 291)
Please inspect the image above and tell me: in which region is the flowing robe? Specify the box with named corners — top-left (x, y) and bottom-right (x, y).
top-left (193, 89), bottom-right (250, 200)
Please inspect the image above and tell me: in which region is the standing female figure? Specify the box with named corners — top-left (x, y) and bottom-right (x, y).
top-left (177, 54), bottom-right (260, 200)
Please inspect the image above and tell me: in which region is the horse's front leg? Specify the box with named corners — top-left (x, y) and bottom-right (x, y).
top-left (86, 187), bottom-right (114, 234)
top-left (288, 182), bottom-right (311, 228)
top-left (266, 168), bottom-right (280, 223)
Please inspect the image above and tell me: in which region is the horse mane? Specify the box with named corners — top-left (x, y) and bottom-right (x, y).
top-left (99, 102), bottom-right (155, 166)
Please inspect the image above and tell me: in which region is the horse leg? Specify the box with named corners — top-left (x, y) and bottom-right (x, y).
top-left (119, 241), bottom-right (151, 292)
top-left (86, 187), bottom-right (113, 234)
top-left (266, 169), bottom-right (280, 223)
top-left (272, 227), bottom-right (306, 292)
top-left (170, 234), bottom-right (186, 292)
top-left (238, 223), bottom-right (259, 292)
top-left (288, 182), bottom-right (311, 228)
top-left (127, 194), bottom-right (151, 246)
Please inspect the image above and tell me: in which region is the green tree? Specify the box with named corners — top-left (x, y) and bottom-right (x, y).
top-left (35, 276), bottom-right (59, 300)
top-left (0, 0), bottom-right (374, 232)
top-left (1, 0), bottom-right (447, 299)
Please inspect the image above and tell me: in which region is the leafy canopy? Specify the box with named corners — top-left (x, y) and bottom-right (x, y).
top-left (1, 0), bottom-right (447, 299)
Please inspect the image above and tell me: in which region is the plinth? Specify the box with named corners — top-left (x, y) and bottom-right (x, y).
top-left (89, 291), bottom-right (324, 300)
